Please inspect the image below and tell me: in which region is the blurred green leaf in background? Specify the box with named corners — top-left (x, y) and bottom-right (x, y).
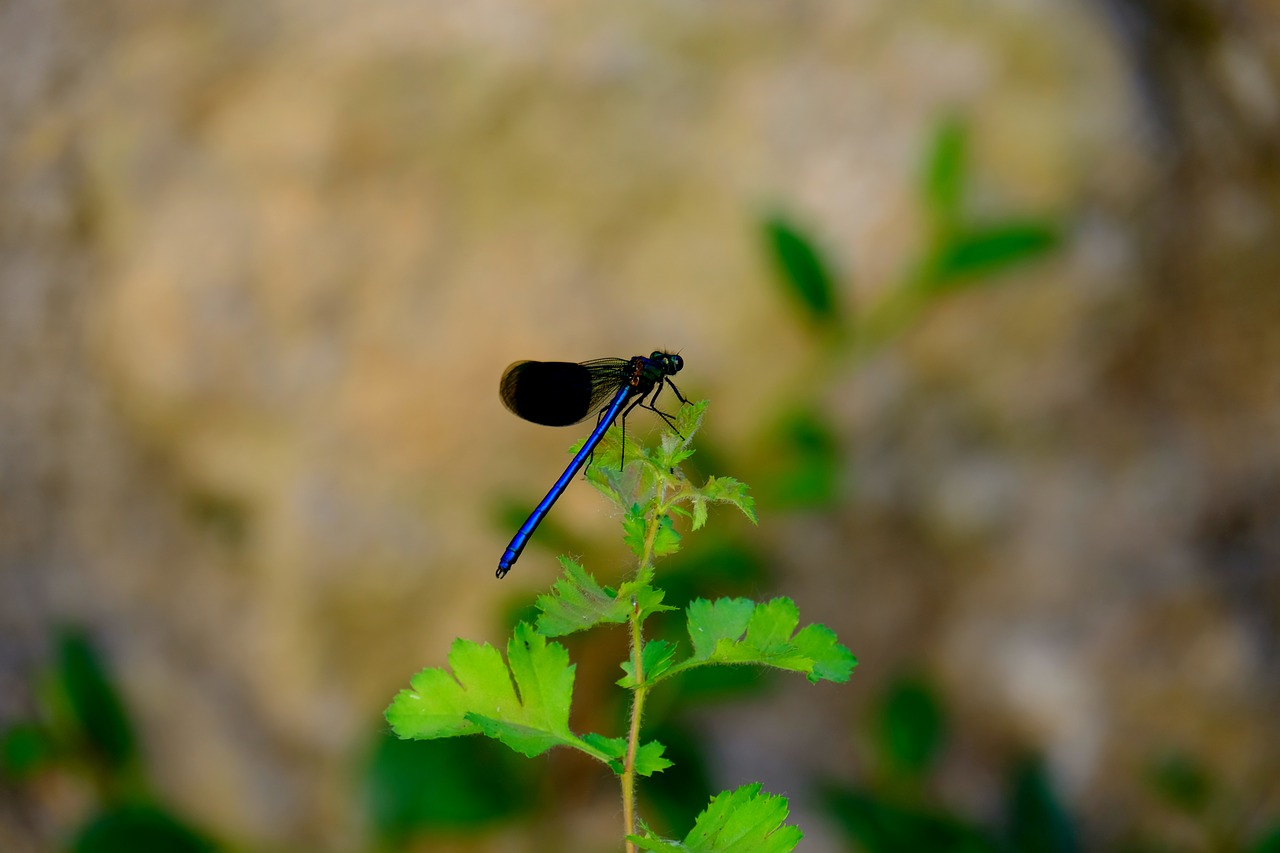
top-left (763, 213), bottom-right (843, 329)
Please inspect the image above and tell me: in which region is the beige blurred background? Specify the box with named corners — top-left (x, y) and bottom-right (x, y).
top-left (2, 1), bottom-right (1279, 851)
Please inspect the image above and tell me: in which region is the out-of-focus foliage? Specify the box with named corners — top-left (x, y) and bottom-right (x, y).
top-left (68, 805), bottom-right (217, 853)
top-left (825, 674), bottom-right (1280, 853)
top-left (54, 628), bottom-right (138, 775)
top-left (364, 732), bottom-right (532, 841)
top-left (1, 628), bottom-right (217, 853)
top-left (764, 214), bottom-right (843, 329)
top-left (874, 673), bottom-right (946, 783)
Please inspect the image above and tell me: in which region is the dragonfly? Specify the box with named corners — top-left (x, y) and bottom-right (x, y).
top-left (496, 351), bottom-right (687, 578)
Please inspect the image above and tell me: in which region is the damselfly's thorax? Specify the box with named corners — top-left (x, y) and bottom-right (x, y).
top-left (627, 351), bottom-right (683, 391)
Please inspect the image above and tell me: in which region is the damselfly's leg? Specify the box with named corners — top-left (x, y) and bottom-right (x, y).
top-left (640, 380), bottom-right (682, 436)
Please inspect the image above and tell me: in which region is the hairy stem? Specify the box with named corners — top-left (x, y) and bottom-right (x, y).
top-left (622, 498), bottom-right (666, 851)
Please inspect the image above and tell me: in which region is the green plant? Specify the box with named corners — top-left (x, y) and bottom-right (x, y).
top-left (0, 628), bottom-right (218, 853)
top-left (385, 401), bottom-right (857, 851)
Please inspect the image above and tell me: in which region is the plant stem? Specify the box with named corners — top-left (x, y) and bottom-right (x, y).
top-left (622, 601), bottom-right (647, 853)
top-left (621, 500), bottom-right (666, 852)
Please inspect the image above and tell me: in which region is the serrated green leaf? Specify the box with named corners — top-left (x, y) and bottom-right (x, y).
top-left (623, 505), bottom-right (683, 562)
top-left (631, 834), bottom-right (686, 852)
top-left (386, 623), bottom-right (615, 764)
top-left (701, 477), bottom-right (757, 525)
top-left (690, 495), bottom-right (709, 531)
top-left (686, 598), bottom-right (756, 661)
top-left (791, 624), bottom-right (855, 683)
top-left (635, 740), bottom-right (674, 776)
top-left (668, 598), bottom-right (856, 685)
top-left (632, 783), bottom-right (803, 853)
top-left (535, 559), bottom-right (669, 637)
top-left (580, 733), bottom-right (671, 777)
top-left (623, 504), bottom-right (649, 557)
top-left (675, 400), bottom-right (708, 439)
top-left (651, 515), bottom-right (682, 557)
top-left (619, 639), bottom-right (679, 688)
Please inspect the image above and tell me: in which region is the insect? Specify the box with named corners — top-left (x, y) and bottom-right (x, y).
top-left (496, 351), bottom-right (686, 578)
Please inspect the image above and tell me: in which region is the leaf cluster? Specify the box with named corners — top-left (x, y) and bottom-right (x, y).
top-left (386, 402), bottom-right (856, 851)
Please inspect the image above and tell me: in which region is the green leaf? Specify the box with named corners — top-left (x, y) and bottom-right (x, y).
top-left (1252, 824), bottom-right (1280, 853)
top-left (636, 740), bottom-right (675, 776)
top-left (667, 598), bottom-right (856, 685)
top-left (535, 559), bottom-right (671, 638)
top-left (69, 804), bottom-right (216, 853)
top-left (675, 400), bottom-right (709, 441)
top-left (364, 731), bottom-right (531, 838)
top-left (762, 408), bottom-right (840, 510)
top-left (1, 722), bottom-right (57, 779)
top-left (55, 627), bottom-right (137, 771)
top-left (1007, 757), bottom-right (1079, 853)
top-left (579, 733), bottom-right (672, 777)
top-left (875, 674), bottom-right (946, 779)
top-left (923, 221), bottom-right (1059, 291)
top-left (623, 505), bottom-right (683, 562)
top-left (922, 114), bottom-right (969, 228)
top-left (1146, 751), bottom-right (1213, 815)
top-left (652, 515), bottom-right (683, 557)
top-left (824, 784), bottom-right (1001, 853)
top-left (385, 623), bottom-right (613, 765)
top-left (631, 783), bottom-right (803, 852)
top-left (700, 477), bottom-right (758, 525)
top-left (763, 214), bottom-right (841, 325)
top-left (686, 598), bottom-right (756, 661)
top-left (619, 639), bottom-right (679, 688)
top-left (623, 504), bottom-right (650, 558)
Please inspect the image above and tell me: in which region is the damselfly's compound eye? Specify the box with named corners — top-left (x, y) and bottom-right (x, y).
top-left (668, 354), bottom-right (684, 373)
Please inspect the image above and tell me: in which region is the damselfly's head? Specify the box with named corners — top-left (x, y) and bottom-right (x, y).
top-left (651, 351), bottom-right (683, 375)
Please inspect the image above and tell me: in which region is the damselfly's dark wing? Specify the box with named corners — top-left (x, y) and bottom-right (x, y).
top-left (499, 358), bottom-right (631, 426)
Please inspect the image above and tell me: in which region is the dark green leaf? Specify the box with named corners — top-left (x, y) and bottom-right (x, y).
top-left (69, 804), bottom-right (216, 853)
top-left (1251, 823), bottom-right (1280, 853)
top-left (1146, 751), bottom-right (1213, 815)
top-left (875, 674), bottom-right (946, 779)
top-left (639, 720), bottom-right (717, 836)
top-left (1007, 756), bottom-right (1079, 853)
top-left (0, 722), bottom-right (57, 779)
top-left (763, 408), bottom-right (840, 510)
top-left (56, 627), bottom-right (136, 771)
top-left (924, 222), bottom-right (1059, 291)
top-left (824, 785), bottom-right (1000, 853)
top-left (364, 731), bottom-right (530, 838)
top-left (763, 214), bottom-right (841, 324)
